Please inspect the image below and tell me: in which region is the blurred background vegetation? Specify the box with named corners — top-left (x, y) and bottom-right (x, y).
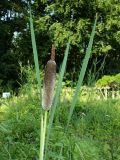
top-left (0, 0), bottom-right (120, 92)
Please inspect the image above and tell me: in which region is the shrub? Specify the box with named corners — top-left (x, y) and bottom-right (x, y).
top-left (96, 73), bottom-right (120, 89)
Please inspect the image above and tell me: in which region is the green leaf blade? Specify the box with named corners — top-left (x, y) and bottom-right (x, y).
top-left (29, 9), bottom-right (41, 98)
top-left (67, 15), bottom-right (97, 126)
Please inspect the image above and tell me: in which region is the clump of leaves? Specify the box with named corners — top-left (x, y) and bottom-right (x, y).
top-left (96, 73), bottom-right (120, 88)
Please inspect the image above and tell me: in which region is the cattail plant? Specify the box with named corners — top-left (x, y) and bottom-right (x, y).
top-left (30, 5), bottom-right (97, 159)
top-left (30, 7), bottom-right (57, 159)
top-left (39, 45), bottom-right (56, 160)
top-left (42, 45), bottom-right (56, 111)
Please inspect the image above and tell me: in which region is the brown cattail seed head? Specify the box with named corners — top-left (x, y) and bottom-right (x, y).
top-left (42, 44), bottom-right (56, 111)
top-left (42, 60), bottom-right (56, 111)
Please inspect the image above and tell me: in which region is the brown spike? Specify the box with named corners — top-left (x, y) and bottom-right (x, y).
top-left (51, 44), bottom-right (55, 61)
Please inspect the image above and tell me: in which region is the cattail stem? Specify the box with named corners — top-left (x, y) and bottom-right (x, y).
top-left (43, 111), bottom-right (48, 150)
top-left (40, 113), bottom-right (44, 160)
top-left (39, 111), bottom-right (48, 160)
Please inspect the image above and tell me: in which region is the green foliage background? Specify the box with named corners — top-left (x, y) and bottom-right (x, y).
top-left (0, 0), bottom-right (120, 91)
top-left (0, 69), bottom-right (120, 159)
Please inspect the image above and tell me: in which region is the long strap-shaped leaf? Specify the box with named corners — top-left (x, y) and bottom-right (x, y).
top-left (45, 42), bottom-right (70, 152)
top-left (67, 15), bottom-right (97, 126)
top-left (29, 8), bottom-right (41, 98)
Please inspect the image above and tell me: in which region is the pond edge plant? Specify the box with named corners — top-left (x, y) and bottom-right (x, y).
top-left (30, 7), bottom-right (97, 159)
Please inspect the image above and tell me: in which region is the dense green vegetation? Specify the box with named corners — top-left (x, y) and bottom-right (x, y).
top-left (0, 0), bottom-right (120, 92)
top-left (0, 72), bottom-right (120, 159)
top-left (96, 73), bottom-right (120, 88)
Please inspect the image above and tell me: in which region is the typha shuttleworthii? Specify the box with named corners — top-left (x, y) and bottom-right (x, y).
top-left (42, 45), bottom-right (56, 111)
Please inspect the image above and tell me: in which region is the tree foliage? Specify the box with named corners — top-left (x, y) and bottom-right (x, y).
top-left (35, 0), bottom-right (120, 71)
top-left (0, 0), bottom-right (120, 92)
top-left (0, 0), bottom-right (29, 92)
